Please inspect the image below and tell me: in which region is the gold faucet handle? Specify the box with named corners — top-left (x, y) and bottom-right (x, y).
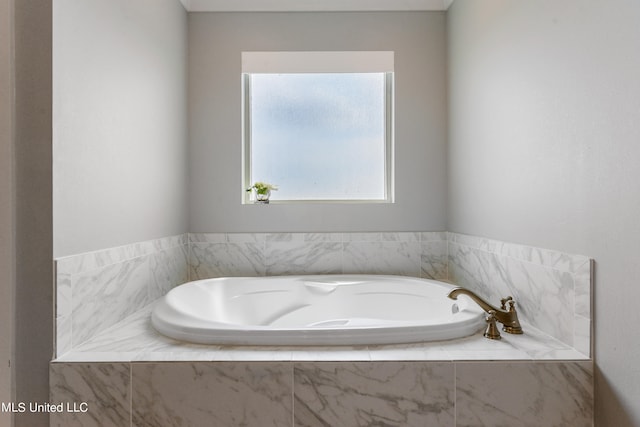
top-left (483, 310), bottom-right (502, 340)
top-left (502, 299), bottom-right (524, 334)
top-left (500, 296), bottom-right (513, 310)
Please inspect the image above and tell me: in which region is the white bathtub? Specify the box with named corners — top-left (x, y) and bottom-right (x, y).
top-left (151, 275), bottom-right (486, 346)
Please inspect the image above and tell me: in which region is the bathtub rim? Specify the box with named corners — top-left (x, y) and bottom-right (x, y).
top-left (151, 274), bottom-right (487, 346)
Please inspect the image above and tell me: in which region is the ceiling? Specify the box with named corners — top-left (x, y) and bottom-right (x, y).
top-left (179, 0), bottom-right (454, 12)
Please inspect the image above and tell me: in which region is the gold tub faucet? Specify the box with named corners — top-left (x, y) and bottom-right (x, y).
top-left (447, 287), bottom-right (523, 335)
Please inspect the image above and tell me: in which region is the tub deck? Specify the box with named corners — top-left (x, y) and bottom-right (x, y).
top-left (54, 300), bottom-right (587, 362)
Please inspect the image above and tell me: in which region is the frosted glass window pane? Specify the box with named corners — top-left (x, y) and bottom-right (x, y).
top-left (249, 73), bottom-right (387, 200)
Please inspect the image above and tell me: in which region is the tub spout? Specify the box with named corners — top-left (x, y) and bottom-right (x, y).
top-left (448, 287), bottom-right (523, 334)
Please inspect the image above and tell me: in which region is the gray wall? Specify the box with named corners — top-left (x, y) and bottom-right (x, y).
top-left (53, 0), bottom-right (189, 258)
top-left (0, 0), bottom-right (14, 424)
top-left (189, 12), bottom-right (448, 233)
top-left (447, 1), bottom-right (640, 425)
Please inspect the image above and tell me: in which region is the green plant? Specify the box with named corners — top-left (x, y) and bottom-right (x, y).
top-left (246, 181), bottom-right (278, 195)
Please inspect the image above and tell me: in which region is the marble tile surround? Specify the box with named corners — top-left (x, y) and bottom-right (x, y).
top-left (50, 360), bottom-right (594, 427)
top-left (55, 235), bottom-right (188, 357)
top-left (447, 233), bottom-right (592, 357)
top-left (188, 231), bottom-right (449, 280)
top-left (54, 231), bottom-right (592, 359)
top-left (57, 301), bottom-right (587, 362)
top-left (188, 231), bottom-right (591, 356)
top-left (50, 363), bottom-right (130, 427)
top-left (52, 232), bottom-right (594, 426)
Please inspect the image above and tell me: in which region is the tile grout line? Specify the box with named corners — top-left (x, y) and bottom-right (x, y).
top-left (453, 362), bottom-right (457, 427)
top-left (291, 362), bottom-right (295, 427)
top-left (129, 362), bottom-right (133, 427)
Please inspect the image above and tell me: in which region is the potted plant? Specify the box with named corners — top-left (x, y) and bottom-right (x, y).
top-left (246, 181), bottom-right (278, 204)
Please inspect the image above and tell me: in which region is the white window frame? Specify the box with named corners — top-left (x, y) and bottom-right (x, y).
top-left (241, 51), bottom-right (395, 204)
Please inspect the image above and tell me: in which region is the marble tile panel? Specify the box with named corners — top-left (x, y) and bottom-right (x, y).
top-left (189, 242), bottom-right (265, 280)
top-left (148, 244), bottom-right (188, 301)
top-left (266, 232), bottom-right (306, 242)
top-left (444, 344), bottom-right (529, 361)
top-left (367, 342), bottom-right (452, 361)
top-left (265, 241), bottom-right (342, 275)
top-left (56, 289), bottom-right (581, 363)
top-left (381, 232), bottom-right (421, 242)
top-left (189, 232), bottom-right (267, 244)
top-left (294, 362), bottom-right (454, 427)
top-left (122, 235), bottom-right (186, 263)
top-left (210, 347), bottom-right (294, 361)
top-left (445, 349), bottom-right (530, 360)
top-left (434, 334), bottom-right (518, 353)
top-left (89, 335), bottom-right (202, 362)
top-left (55, 352), bottom-right (143, 362)
top-left (75, 306), bottom-right (170, 353)
top-left (55, 246), bottom-right (129, 277)
top-left (448, 234), bottom-right (592, 355)
top-left (132, 352), bottom-right (220, 362)
top-left (50, 362), bottom-right (130, 427)
top-left (340, 232), bottom-right (420, 242)
top-left (497, 242), bottom-right (590, 274)
top-left (448, 242), bottom-right (513, 304)
top-left (188, 232), bottom-right (220, 243)
top-left (55, 234), bottom-right (189, 356)
top-left (73, 305), bottom-right (222, 361)
top-left (502, 256), bottom-right (575, 346)
top-left (455, 361), bottom-right (593, 427)
top-left (447, 232), bottom-right (490, 251)
top-left (131, 362), bottom-right (293, 427)
top-left (303, 233), bottom-right (343, 242)
top-left (420, 231), bottom-right (448, 242)
top-left (448, 233), bottom-right (590, 273)
top-left (574, 315), bottom-right (591, 357)
top-left (71, 255), bottom-right (152, 347)
top-left (56, 234), bottom-right (186, 276)
top-left (342, 232), bottom-right (383, 242)
top-left (574, 259), bottom-right (592, 318)
top-left (56, 271), bottom-right (72, 318)
top-left (421, 240), bottom-right (448, 280)
top-left (449, 240), bottom-right (576, 346)
top-left (56, 231), bottom-right (591, 363)
top-left (127, 236), bottom-right (174, 261)
top-left (55, 257), bottom-right (83, 277)
top-left (524, 348), bottom-right (590, 360)
top-left (154, 234), bottom-right (188, 250)
top-left (342, 241), bottom-right (421, 276)
top-left (56, 314), bottom-right (73, 358)
top-left (291, 346), bottom-right (370, 361)
top-left (500, 324), bottom-right (570, 354)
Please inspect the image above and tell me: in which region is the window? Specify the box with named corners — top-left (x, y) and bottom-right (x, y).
top-left (242, 51), bottom-right (394, 203)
